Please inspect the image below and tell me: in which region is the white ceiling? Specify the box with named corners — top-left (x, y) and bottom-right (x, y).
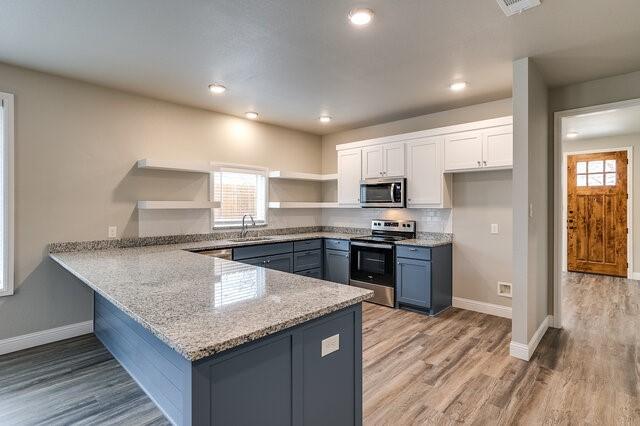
top-left (1, 0), bottom-right (640, 135)
top-left (562, 103), bottom-right (640, 141)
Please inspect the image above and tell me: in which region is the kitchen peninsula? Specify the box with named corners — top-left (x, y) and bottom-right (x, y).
top-left (50, 241), bottom-right (373, 426)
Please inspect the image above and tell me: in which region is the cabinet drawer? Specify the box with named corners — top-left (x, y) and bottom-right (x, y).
top-left (241, 253), bottom-right (293, 273)
top-left (296, 268), bottom-right (322, 279)
top-left (294, 239), bottom-right (322, 252)
top-left (294, 249), bottom-right (322, 272)
top-left (396, 245), bottom-right (431, 261)
top-left (324, 239), bottom-right (349, 252)
top-left (233, 242), bottom-right (293, 260)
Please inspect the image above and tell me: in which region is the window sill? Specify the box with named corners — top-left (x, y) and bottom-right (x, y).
top-left (213, 223), bottom-right (268, 230)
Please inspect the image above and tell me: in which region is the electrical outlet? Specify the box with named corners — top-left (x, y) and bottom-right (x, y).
top-left (498, 281), bottom-right (512, 298)
top-left (491, 224), bottom-right (499, 234)
top-left (108, 226), bottom-right (117, 239)
top-left (321, 334), bottom-right (340, 357)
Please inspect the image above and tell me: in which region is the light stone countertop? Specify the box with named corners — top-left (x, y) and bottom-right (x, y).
top-left (49, 239), bottom-right (373, 361)
top-left (49, 230), bottom-right (453, 361)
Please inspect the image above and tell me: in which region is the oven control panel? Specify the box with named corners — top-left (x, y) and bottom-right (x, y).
top-left (371, 220), bottom-right (415, 233)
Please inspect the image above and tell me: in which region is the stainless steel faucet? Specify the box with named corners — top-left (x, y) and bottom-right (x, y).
top-left (240, 214), bottom-right (256, 238)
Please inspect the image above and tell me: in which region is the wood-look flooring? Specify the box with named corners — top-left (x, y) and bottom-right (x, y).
top-left (1, 272), bottom-right (639, 425)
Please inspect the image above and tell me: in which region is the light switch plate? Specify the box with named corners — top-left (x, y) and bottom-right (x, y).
top-left (108, 226), bottom-right (117, 239)
top-left (491, 224), bottom-right (499, 234)
top-left (321, 334), bottom-right (340, 357)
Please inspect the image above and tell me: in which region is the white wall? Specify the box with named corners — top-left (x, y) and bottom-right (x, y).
top-left (0, 62), bottom-right (323, 341)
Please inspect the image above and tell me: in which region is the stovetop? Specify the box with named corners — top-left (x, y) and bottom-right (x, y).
top-left (351, 219), bottom-right (417, 244)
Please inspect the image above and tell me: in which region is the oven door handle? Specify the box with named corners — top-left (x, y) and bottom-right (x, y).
top-left (351, 241), bottom-right (394, 250)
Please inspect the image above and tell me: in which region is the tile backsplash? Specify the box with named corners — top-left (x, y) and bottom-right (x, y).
top-left (320, 208), bottom-right (452, 233)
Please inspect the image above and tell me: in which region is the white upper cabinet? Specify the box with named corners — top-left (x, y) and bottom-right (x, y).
top-left (444, 131), bottom-right (483, 171)
top-left (383, 144), bottom-right (405, 177)
top-left (482, 125), bottom-right (513, 168)
top-left (406, 137), bottom-right (451, 208)
top-left (361, 146), bottom-right (384, 178)
top-left (337, 148), bottom-right (362, 206)
top-left (444, 125), bottom-right (513, 172)
top-left (362, 144), bottom-right (405, 178)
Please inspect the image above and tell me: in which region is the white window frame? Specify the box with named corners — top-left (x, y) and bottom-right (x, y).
top-left (211, 163), bottom-right (269, 229)
top-left (0, 92), bottom-right (14, 297)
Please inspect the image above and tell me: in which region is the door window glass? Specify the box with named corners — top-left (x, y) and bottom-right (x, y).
top-left (576, 158), bottom-right (617, 187)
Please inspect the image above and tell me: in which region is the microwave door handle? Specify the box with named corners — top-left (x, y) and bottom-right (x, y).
top-left (390, 184), bottom-right (395, 202)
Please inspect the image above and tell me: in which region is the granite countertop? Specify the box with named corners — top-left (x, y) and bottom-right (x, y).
top-left (396, 236), bottom-right (453, 248)
top-left (50, 244), bottom-right (373, 361)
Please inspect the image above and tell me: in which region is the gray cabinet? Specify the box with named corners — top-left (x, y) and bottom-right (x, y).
top-left (242, 253), bottom-right (294, 273)
top-left (324, 247), bottom-right (350, 285)
top-left (396, 244), bottom-right (452, 315)
top-left (294, 250), bottom-right (322, 272)
top-left (396, 257), bottom-right (431, 308)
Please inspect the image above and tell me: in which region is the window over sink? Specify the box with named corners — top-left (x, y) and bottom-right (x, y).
top-left (212, 164), bottom-right (267, 228)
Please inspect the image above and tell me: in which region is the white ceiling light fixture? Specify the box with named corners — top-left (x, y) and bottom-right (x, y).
top-left (245, 111), bottom-right (259, 120)
top-left (449, 81), bottom-right (468, 92)
top-left (319, 115), bottom-right (332, 123)
top-left (208, 83), bottom-right (227, 94)
top-left (497, 0), bottom-right (541, 17)
top-left (348, 8), bottom-right (374, 26)
top-left (566, 132), bottom-right (579, 139)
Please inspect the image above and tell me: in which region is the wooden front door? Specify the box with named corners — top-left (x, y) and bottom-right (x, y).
top-left (567, 151), bottom-right (628, 277)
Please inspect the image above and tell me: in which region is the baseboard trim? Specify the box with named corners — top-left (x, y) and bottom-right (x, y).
top-left (452, 297), bottom-right (512, 319)
top-left (631, 272), bottom-right (640, 281)
top-left (0, 321), bottom-right (94, 356)
top-left (509, 315), bottom-right (552, 361)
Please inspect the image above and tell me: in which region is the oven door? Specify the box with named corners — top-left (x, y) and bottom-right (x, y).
top-left (350, 242), bottom-right (395, 286)
top-left (360, 179), bottom-right (405, 208)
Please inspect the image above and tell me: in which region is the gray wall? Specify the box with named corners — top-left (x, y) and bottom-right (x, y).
top-left (562, 133), bottom-right (640, 272)
top-left (0, 62), bottom-right (323, 340)
top-left (321, 99), bottom-right (514, 309)
top-left (512, 58), bottom-right (550, 346)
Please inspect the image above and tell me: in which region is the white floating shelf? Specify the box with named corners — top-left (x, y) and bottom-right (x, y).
top-left (268, 171), bottom-right (338, 182)
top-left (268, 202), bottom-right (340, 209)
top-left (137, 159), bottom-right (212, 174)
top-left (137, 201), bottom-right (220, 210)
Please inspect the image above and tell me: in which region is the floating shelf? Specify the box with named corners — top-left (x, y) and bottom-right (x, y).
top-left (268, 171), bottom-right (338, 182)
top-left (137, 201), bottom-right (220, 210)
top-left (137, 159), bottom-right (212, 174)
top-left (268, 202), bottom-right (340, 209)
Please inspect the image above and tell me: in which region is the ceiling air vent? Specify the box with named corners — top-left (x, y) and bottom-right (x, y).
top-left (497, 0), bottom-right (541, 16)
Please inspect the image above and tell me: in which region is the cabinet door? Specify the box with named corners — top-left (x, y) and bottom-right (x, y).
top-left (324, 249), bottom-right (350, 284)
top-left (396, 257), bottom-right (431, 309)
top-left (337, 149), bottom-right (362, 206)
top-left (406, 137), bottom-right (443, 207)
top-left (361, 146), bottom-right (384, 179)
top-left (443, 131), bottom-right (483, 172)
top-left (383, 143), bottom-right (405, 177)
top-left (482, 125), bottom-right (513, 169)
top-left (266, 253), bottom-right (294, 273)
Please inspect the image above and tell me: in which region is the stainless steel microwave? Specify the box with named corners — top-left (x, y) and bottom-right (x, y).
top-left (359, 178), bottom-right (405, 208)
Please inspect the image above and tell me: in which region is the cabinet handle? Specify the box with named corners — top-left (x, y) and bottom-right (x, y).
top-left (409, 248), bottom-right (417, 251)
top-left (483, 160), bottom-right (487, 166)
top-left (477, 161), bottom-right (481, 167)
top-left (345, 254), bottom-right (349, 258)
top-left (408, 198), bottom-right (412, 202)
top-left (267, 260), bottom-right (271, 263)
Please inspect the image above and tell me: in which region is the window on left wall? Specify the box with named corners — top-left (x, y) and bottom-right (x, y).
top-left (212, 165), bottom-right (267, 228)
top-left (0, 92), bottom-right (14, 297)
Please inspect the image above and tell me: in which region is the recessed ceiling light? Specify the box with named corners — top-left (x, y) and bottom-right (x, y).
top-left (449, 81), bottom-right (468, 92)
top-left (348, 8), bottom-right (374, 26)
top-left (566, 132), bottom-right (579, 139)
top-left (245, 111), bottom-right (259, 120)
top-left (208, 83), bottom-right (226, 94)
top-left (319, 115), bottom-right (332, 123)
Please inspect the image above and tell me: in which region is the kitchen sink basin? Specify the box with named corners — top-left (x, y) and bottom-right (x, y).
top-left (228, 237), bottom-right (274, 243)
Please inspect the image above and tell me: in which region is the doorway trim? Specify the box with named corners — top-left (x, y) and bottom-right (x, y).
top-left (554, 98), bottom-right (640, 329)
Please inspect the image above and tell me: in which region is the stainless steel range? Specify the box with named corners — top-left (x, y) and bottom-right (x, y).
top-left (349, 220), bottom-right (416, 307)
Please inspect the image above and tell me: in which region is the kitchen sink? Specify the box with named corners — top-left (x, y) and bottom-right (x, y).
top-left (228, 237), bottom-right (274, 243)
